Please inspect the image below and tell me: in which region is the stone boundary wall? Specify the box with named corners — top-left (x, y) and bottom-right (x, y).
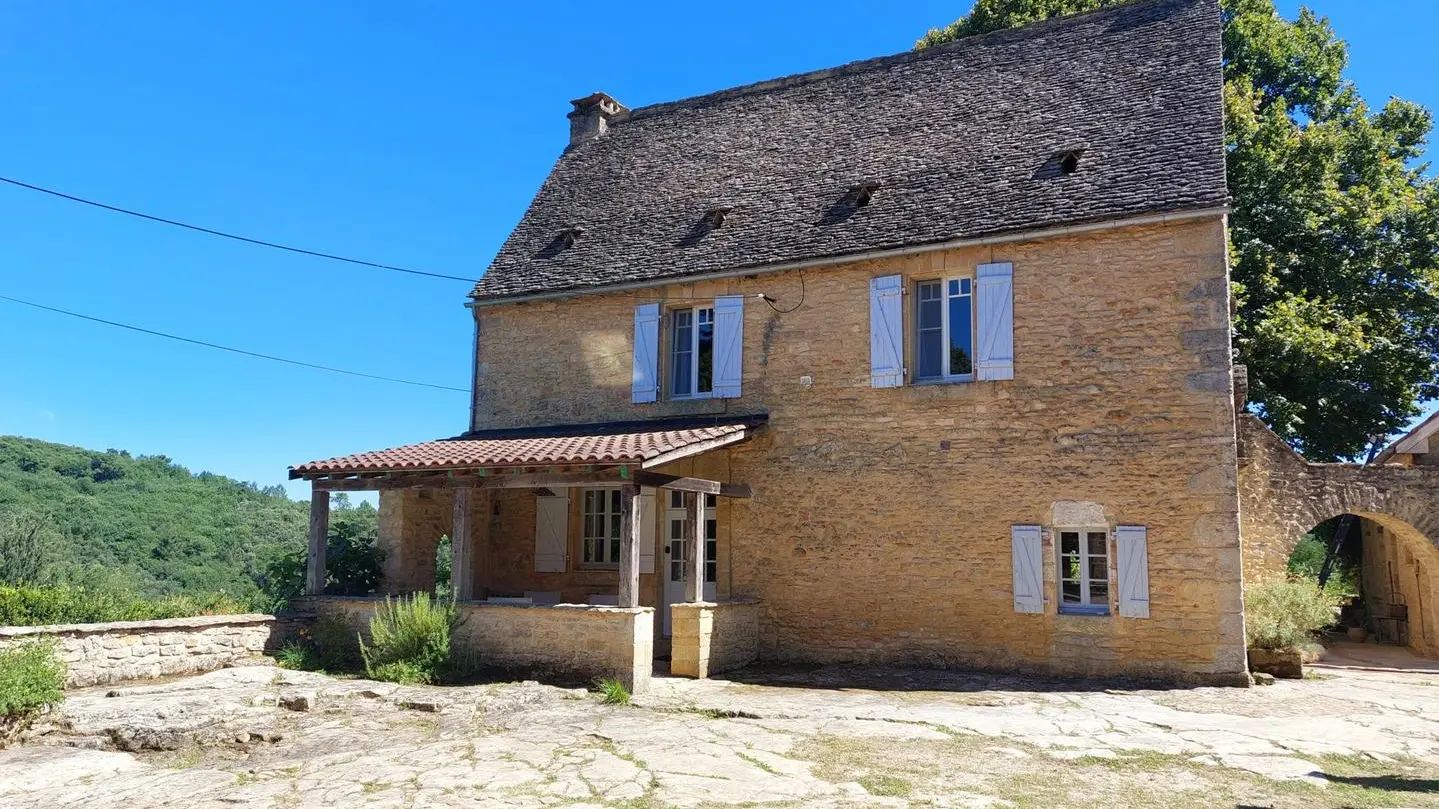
top-left (308, 597), bottom-right (655, 694)
top-left (0, 614), bottom-right (295, 688)
top-left (671, 600), bottom-right (760, 679)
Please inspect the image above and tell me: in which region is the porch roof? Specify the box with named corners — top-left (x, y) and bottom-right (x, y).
top-left (287, 416), bottom-right (764, 479)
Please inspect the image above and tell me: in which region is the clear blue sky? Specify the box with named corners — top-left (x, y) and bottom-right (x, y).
top-left (1, 1), bottom-right (1435, 498)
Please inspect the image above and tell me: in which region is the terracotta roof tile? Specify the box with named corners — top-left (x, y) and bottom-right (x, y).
top-left (289, 423), bottom-right (750, 478)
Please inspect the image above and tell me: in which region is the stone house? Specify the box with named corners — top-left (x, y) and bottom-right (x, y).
top-left (292, 0), bottom-right (1256, 691)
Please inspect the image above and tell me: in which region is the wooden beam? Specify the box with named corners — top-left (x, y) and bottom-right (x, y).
top-left (305, 489), bottom-right (330, 596)
top-left (311, 469), bottom-right (628, 492)
top-left (640, 429), bottom-right (750, 469)
top-left (633, 472), bottom-right (752, 499)
top-left (618, 484), bottom-right (641, 608)
top-left (683, 491), bottom-right (703, 603)
top-left (451, 488), bottom-right (472, 601)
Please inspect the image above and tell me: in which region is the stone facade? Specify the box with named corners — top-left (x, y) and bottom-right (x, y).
top-left (0, 614), bottom-right (290, 688)
top-left (1238, 414), bottom-right (1439, 658)
top-left (311, 597), bottom-right (654, 694)
top-left (449, 217), bottom-right (1249, 685)
top-left (670, 600), bottom-right (759, 679)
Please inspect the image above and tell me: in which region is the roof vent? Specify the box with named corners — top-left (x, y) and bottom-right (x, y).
top-left (1057, 149), bottom-right (1084, 174)
top-left (559, 225), bottom-right (585, 247)
top-left (848, 180), bottom-right (883, 207)
top-left (703, 205), bottom-right (734, 228)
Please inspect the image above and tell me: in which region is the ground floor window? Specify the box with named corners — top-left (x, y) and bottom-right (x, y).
top-left (581, 488), bottom-right (622, 566)
top-left (1059, 528), bottom-right (1109, 614)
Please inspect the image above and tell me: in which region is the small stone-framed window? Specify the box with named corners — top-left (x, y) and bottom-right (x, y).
top-left (1058, 528), bottom-right (1110, 615)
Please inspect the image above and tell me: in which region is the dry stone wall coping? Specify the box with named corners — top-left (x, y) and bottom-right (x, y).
top-left (0, 613), bottom-right (281, 638)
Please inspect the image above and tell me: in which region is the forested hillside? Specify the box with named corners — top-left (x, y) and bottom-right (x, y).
top-left (0, 435), bottom-right (376, 605)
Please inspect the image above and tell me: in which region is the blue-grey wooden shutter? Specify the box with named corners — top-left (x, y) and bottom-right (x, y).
top-left (869, 275), bottom-right (904, 388)
top-left (975, 262), bottom-right (1014, 381)
top-left (632, 303), bottom-right (660, 403)
top-left (1116, 525), bottom-right (1150, 618)
top-left (1011, 524), bottom-right (1044, 614)
top-left (712, 295), bottom-right (744, 398)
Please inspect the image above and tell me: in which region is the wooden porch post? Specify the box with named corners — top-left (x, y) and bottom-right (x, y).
top-left (618, 484), bottom-right (641, 608)
top-left (306, 488), bottom-right (330, 596)
top-left (683, 491), bottom-right (703, 602)
top-left (450, 488), bottom-right (472, 601)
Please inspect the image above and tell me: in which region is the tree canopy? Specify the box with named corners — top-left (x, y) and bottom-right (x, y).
top-left (919, 0), bottom-right (1439, 460)
top-left (0, 435), bottom-right (376, 604)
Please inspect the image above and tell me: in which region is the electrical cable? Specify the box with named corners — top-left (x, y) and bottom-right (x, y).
top-left (0, 176), bottom-right (476, 283)
top-left (0, 293), bottom-right (469, 393)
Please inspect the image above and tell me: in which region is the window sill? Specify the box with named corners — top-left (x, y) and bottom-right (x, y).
top-left (1058, 606), bottom-right (1111, 617)
top-left (668, 393), bottom-right (715, 402)
top-left (911, 376), bottom-right (975, 387)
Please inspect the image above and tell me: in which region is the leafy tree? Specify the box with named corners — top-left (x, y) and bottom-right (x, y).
top-left (0, 509), bottom-right (59, 586)
top-left (257, 497), bottom-right (383, 609)
top-left (918, 0), bottom-right (1439, 460)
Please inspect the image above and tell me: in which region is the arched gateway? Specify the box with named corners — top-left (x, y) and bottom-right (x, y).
top-left (1238, 414), bottom-right (1439, 658)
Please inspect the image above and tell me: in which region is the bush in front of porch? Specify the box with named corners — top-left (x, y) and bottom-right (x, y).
top-left (360, 592), bottom-right (456, 685)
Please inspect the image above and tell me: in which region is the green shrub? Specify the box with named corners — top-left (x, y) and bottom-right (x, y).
top-left (0, 585), bottom-right (248, 627)
top-left (1245, 576), bottom-right (1344, 650)
top-left (359, 593), bottom-right (455, 684)
top-left (596, 678), bottom-right (631, 705)
top-left (277, 614), bottom-right (362, 673)
top-left (366, 660), bottom-right (432, 685)
top-left (0, 640), bottom-right (65, 722)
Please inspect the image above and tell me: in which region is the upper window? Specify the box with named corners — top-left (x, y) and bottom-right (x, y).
top-left (1059, 529), bottom-right (1109, 615)
top-left (670, 305), bottom-right (714, 398)
top-left (581, 488), bottom-right (622, 566)
top-left (915, 278), bottom-right (974, 382)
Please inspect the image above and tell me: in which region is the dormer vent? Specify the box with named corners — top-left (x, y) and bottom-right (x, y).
top-left (559, 225), bottom-right (586, 247)
top-left (703, 205), bottom-right (734, 228)
top-left (848, 180), bottom-right (883, 206)
top-left (1057, 149), bottom-right (1085, 174)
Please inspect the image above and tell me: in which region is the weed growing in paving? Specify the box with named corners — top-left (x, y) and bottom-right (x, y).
top-left (0, 639), bottom-right (64, 735)
top-left (596, 678), bottom-right (631, 705)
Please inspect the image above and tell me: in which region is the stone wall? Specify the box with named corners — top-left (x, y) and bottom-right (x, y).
top-left (670, 600), bottom-right (759, 679)
top-left (1238, 415), bottom-right (1439, 658)
top-left (311, 597), bottom-right (654, 694)
top-left (0, 614), bottom-right (291, 688)
top-left (464, 217), bottom-right (1249, 685)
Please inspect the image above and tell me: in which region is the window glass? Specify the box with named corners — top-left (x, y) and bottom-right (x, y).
top-left (671, 309), bottom-right (694, 396)
top-left (1058, 528), bottom-right (1110, 613)
top-left (917, 282), bottom-right (943, 380)
top-left (582, 488), bottom-right (621, 565)
top-left (697, 307), bottom-right (714, 394)
top-left (948, 279), bottom-right (973, 376)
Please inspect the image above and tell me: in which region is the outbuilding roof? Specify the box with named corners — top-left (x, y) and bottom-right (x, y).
top-left (288, 419), bottom-right (760, 478)
top-left (473, 0), bottom-right (1225, 301)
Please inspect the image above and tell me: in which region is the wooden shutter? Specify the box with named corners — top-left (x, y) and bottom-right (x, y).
top-left (712, 295), bottom-right (744, 398)
top-left (975, 262), bottom-right (1015, 381)
top-left (632, 303), bottom-right (660, 403)
top-left (1116, 525), bottom-right (1150, 618)
top-left (533, 489), bottom-right (569, 572)
top-left (1011, 524), bottom-right (1044, 614)
top-left (869, 275), bottom-right (904, 388)
top-left (639, 487), bottom-right (657, 574)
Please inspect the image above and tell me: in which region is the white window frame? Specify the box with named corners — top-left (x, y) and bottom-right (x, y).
top-left (1057, 527), bottom-right (1111, 616)
top-left (915, 277), bottom-right (976, 383)
top-left (580, 487), bottom-right (622, 567)
top-left (669, 304), bottom-right (715, 400)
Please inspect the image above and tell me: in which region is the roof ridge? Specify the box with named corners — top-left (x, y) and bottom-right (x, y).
top-left (621, 0), bottom-right (1180, 123)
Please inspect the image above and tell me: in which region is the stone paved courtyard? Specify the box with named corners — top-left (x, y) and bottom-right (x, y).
top-left (3, 648), bottom-right (1438, 808)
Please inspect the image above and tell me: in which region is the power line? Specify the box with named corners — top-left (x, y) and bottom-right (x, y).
top-left (0, 293), bottom-right (469, 394)
top-left (0, 176), bottom-right (477, 283)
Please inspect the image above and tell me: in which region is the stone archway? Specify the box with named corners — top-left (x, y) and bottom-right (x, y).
top-left (1238, 415), bottom-right (1439, 657)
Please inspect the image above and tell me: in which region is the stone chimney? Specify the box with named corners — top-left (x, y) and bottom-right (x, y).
top-left (568, 92), bottom-right (629, 146)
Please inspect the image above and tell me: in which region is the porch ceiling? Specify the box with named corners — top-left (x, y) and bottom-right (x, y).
top-left (288, 416), bottom-right (765, 480)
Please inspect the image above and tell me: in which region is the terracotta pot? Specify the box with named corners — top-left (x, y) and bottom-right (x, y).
top-left (1346, 627), bottom-right (1369, 643)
